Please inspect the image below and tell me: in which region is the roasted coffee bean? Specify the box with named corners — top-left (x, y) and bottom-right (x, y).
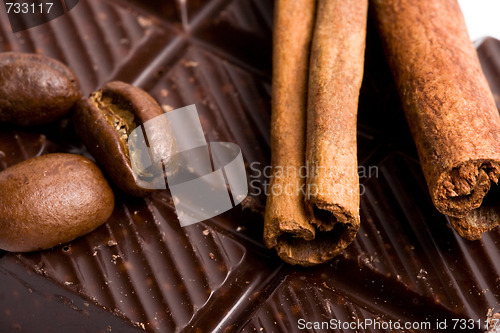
top-left (73, 81), bottom-right (177, 197)
top-left (0, 153), bottom-right (115, 252)
top-left (0, 52), bottom-right (81, 126)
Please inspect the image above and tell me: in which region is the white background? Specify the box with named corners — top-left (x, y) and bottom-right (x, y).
top-left (458, 0), bottom-right (500, 41)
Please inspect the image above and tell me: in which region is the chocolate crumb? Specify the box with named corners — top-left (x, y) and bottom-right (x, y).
top-left (162, 105), bottom-right (174, 112)
top-left (111, 254), bottom-right (120, 264)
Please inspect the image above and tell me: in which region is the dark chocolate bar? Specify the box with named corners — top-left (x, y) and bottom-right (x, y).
top-left (0, 1), bottom-right (499, 332)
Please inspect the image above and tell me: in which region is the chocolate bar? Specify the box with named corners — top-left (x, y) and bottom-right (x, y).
top-left (0, 0), bottom-right (499, 332)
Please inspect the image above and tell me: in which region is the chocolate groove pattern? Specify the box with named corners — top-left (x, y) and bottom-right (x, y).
top-left (240, 276), bottom-right (389, 333)
top-left (0, 0), bottom-right (160, 94)
top-left (16, 194), bottom-right (252, 331)
top-left (478, 38), bottom-right (500, 109)
top-left (346, 153), bottom-right (500, 322)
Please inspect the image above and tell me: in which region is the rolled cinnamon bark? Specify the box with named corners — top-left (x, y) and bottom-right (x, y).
top-left (304, 0), bottom-right (367, 257)
top-left (264, 0), bottom-right (367, 266)
top-left (264, 0), bottom-right (316, 265)
top-left (372, 0), bottom-right (500, 239)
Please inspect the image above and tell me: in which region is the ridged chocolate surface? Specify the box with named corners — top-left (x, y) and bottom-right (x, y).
top-left (479, 38), bottom-right (500, 110)
top-left (0, 1), bottom-right (499, 332)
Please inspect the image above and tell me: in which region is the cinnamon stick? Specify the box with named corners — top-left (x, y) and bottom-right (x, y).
top-left (304, 0), bottom-right (367, 257)
top-left (372, 0), bottom-right (500, 239)
top-left (264, 0), bottom-right (368, 266)
top-left (264, 0), bottom-right (316, 265)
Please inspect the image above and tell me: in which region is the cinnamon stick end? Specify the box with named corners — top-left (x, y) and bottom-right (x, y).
top-left (263, 216), bottom-right (315, 249)
top-left (271, 216), bottom-right (359, 266)
top-left (433, 161), bottom-right (500, 218)
top-left (448, 204), bottom-right (500, 240)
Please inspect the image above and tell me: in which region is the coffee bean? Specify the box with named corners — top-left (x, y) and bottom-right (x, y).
top-left (0, 52), bottom-right (81, 126)
top-left (73, 81), bottom-right (177, 196)
top-left (0, 153), bottom-right (115, 252)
